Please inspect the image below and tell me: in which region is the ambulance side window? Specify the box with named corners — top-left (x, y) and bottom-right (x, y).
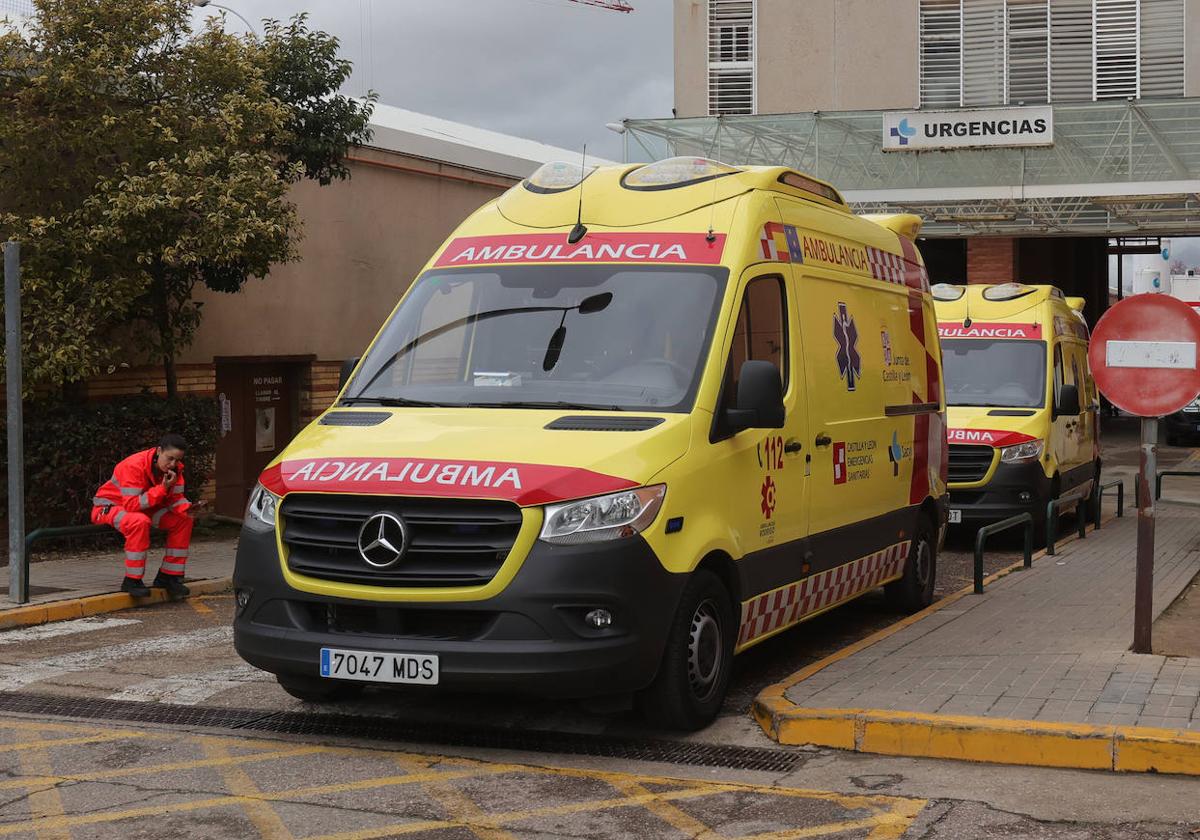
top-left (1052, 344), bottom-right (1065, 404)
top-left (721, 276), bottom-right (788, 412)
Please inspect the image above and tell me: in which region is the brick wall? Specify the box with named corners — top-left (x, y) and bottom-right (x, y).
top-left (84, 364), bottom-right (216, 401)
top-left (966, 238), bottom-right (1018, 284)
top-left (301, 360), bottom-right (344, 425)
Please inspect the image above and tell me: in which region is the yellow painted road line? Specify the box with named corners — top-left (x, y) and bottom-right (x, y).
top-left (16, 745), bottom-right (69, 840)
top-left (866, 798), bottom-right (928, 839)
top-left (202, 740), bottom-right (294, 840)
top-left (737, 816), bottom-right (913, 840)
top-left (188, 599), bottom-right (214, 617)
top-left (393, 755), bottom-right (517, 840)
top-left (0, 745), bottom-right (330, 791)
top-left (607, 777), bottom-right (721, 839)
top-left (0, 732), bottom-right (147, 753)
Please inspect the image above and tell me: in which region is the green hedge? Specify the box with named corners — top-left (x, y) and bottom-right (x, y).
top-left (0, 395), bottom-right (219, 530)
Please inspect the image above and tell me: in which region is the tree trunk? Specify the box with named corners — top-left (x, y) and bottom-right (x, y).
top-left (152, 263), bottom-right (177, 399)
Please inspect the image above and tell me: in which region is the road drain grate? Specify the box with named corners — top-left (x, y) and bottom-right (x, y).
top-left (0, 692), bottom-right (804, 774)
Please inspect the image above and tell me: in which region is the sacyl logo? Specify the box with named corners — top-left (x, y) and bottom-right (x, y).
top-left (889, 118), bottom-right (917, 146)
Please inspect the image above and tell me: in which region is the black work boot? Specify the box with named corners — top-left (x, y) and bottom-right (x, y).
top-left (121, 576), bottom-right (151, 597)
top-left (152, 571), bottom-right (190, 597)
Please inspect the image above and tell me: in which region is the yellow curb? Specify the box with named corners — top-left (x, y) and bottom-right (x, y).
top-left (749, 513), bottom-right (1200, 776)
top-left (0, 578), bottom-right (232, 631)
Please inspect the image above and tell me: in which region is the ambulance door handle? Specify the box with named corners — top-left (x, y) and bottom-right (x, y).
top-left (814, 433), bottom-right (832, 448)
top-left (784, 439), bottom-right (803, 454)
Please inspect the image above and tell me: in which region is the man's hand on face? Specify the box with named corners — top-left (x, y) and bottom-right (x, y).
top-left (163, 470), bottom-right (178, 490)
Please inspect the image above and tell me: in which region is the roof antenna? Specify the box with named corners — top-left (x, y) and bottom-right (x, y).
top-left (568, 144), bottom-right (588, 244)
top-left (962, 289), bottom-right (973, 329)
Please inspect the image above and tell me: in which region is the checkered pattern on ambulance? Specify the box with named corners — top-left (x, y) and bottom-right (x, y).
top-left (736, 541), bottom-right (910, 647)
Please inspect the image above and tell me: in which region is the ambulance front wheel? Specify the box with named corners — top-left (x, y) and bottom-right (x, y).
top-left (886, 515), bottom-right (936, 613)
top-left (277, 674), bottom-right (365, 704)
top-left (638, 569), bottom-right (735, 731)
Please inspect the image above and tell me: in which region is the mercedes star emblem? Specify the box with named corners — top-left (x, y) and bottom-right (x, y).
top-left (357, 512), bottom-right (409, 568)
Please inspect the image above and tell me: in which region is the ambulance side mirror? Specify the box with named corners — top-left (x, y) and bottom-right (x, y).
top-left (1055, 383), bottom-right (1081, 418)
top-left (727, 360), bottom-right (786, 432)
top-left (339, 356), bottom-right (361, 392)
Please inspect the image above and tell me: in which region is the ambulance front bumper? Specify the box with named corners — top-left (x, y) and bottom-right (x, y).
top-left (947, 461), bottom-right (1053, 523)
top-left (231, 525), bottom-right (685, 699)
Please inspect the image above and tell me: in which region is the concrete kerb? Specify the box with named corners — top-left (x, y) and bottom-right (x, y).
top-left (0, 577), bottom-right (232, 631)
top-left (752, 512), bottom-right (1200, 777)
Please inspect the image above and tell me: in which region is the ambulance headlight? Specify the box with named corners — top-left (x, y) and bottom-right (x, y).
top-left (931, 283), bottom-right (964, 301)
top-left (1000, 440), bottom-right (1044, 464)
top-left (983, 282), bottom-right (1034, 302)
top-left (245, 483), bottom-right (279, 529)
top-left (540, 485), bottom-right (666, 545)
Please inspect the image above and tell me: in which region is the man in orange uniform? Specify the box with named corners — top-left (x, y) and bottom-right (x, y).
top-left (91, 434), bottom-right (193, 598)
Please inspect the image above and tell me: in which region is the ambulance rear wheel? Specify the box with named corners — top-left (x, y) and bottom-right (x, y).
top-left (886, 516), bottom-right (936, 613)
top-left (277, 675), bottom-right (364, 704)
top-left (638, 570), bottom-right (734, 731)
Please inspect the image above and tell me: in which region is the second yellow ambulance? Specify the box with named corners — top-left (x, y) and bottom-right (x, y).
top-left (934, 283), bottom-right (1099, 533)
top-left (232, 157), bottom-right (948, 730)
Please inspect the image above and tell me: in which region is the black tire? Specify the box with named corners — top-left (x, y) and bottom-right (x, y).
top-left (885, 515), bottom-right (936, 613)
top-left (277, 675), bottom-right (365, 704)
top-left (638, 570), bottom-right (735, 731)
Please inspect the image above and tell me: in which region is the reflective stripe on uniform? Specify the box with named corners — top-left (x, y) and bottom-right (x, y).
top-left (160, 559), bottom-right (186, 573)
top-left (151, 509), bottom-right (168, 527)
top-left (92, 497), bottom-right (112, 507)
top-left (172, 485), bottom-right (185, 495)
top-left (164, 548), bottom-right (188, 558)
top-left (113, 510), bottom-right (126, 528)
top-left (125, 551), bottom-right (147, 561)
top-left (171, 498), bottom-right (188, 510)
top-left (120, 487), bottom-right (140, 496)
top-left (138, 493), bottom-right (150, 510)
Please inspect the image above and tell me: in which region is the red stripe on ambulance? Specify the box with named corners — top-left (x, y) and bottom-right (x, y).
top-left (947, 428), bottom-right (1039, 448)
top-left (433, 233), bottom-right (727, 267)
top-left (258, 458), bottom-right (638, 507)
top-left (938, 322), bottom-right (1042, 340)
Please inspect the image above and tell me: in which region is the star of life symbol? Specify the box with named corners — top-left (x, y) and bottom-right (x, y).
top-left (358, 512), bottom-right (408, 568)
top-left (834, 302), bottom-right (862, 391)
top-left (760, 475), bottom-right (776, 519)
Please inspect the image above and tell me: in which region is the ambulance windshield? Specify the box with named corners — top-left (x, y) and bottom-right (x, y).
top-left (343, 265), bottom-right (727, 412)
top-left (941, 339), bottom-right (1047, 408)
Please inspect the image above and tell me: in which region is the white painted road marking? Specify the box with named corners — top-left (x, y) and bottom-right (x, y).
top-left (0, 617), bottom-right (141, 646)
top-left (0, 627), bottom-right (233, 693)
top-left (106, 663), bottom-right (270, 706)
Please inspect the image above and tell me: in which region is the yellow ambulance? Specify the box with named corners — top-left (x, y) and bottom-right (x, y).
top-left (933, 283), bottom-right (1099, 533)
top-left (233, 157), bottom-right (948, 729)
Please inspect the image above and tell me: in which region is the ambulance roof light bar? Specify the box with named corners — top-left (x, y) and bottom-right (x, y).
top-left (982, 282), bottom-right (1035, 302)
top-left (931, 283), bottom-right (964, 301)
top-left (525, 160), bottom-right (597, 194)
top-left (621, 157), bottom-right (740, 191)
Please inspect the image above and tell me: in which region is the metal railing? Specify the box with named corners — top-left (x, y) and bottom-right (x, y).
top-left (16, 525), bottom-right (116, 604)
top-left (1093, 478), bottom-right (1126, 530)
top-left (973, 513), bottom-right (1034, 595)
top-left (1046, 492), bottom-right (1088, 556)
top-left (1155, 470), bottom-right (1200, 500)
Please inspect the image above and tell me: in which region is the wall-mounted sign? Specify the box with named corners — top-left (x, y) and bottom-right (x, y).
top-left (882, 106), bottom-right (1053, 152)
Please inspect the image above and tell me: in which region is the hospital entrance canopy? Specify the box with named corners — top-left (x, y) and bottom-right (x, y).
top-left (624, 98), bottom-right (1200, 238)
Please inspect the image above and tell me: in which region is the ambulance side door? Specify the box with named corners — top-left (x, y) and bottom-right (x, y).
top-left (1049, 340), bottom-right (1074, 480)
top-left (711, 270), bottom-right (810, 569)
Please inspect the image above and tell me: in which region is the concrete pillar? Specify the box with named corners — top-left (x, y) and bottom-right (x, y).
top-left (966, 237), bottom-right (1019, 284)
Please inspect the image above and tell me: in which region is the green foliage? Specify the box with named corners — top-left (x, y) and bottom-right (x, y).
top-left (0, 395), bottom-right (219, 530)
top-left (0, 1), bottom-right (374, 395)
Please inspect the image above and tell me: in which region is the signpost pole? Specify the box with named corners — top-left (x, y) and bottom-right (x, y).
top-left (4, 241), bottom-right (26, 605)
top-left (1133, 416), bottom-right (1157, 653)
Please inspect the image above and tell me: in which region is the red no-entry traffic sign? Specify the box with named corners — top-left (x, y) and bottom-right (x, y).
top-left (1089, 293), bottom-right (1200, 417)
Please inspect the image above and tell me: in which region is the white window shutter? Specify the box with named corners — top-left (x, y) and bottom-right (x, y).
top-left (920, 0), bottom-right (964, 107)
top-left (708, 0), bottom-right (755, 115)
top-left (1094, 0), bottom-right (1139, 99)
top-left (1007, 0), bottom-right (1049, 102)
top-left (1049, 0), bottom-right (1094, 101)
top-left (1139, 0), bottom-right (1184, 98)
top-left (962, 0), bottom-right (1007, 105)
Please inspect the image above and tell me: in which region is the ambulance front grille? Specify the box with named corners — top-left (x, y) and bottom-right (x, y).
top-left (281, 494), bottom-right (523, 587)
top-left (948, 444), bottom-right (995, 484)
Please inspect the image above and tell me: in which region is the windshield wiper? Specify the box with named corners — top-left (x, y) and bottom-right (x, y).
top-left (473, 400), bottom-right (627, 411)
top-left (339, 396), bottom-right (442, 407)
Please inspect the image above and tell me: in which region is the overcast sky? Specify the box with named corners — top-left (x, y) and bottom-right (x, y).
top-left (189, 0), bottom-right (674, 161)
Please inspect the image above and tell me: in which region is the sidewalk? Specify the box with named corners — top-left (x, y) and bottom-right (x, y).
top-left (756, 499), bottom-right (1200, 775)
top-left (0, 537), bottom-right (236, 628)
